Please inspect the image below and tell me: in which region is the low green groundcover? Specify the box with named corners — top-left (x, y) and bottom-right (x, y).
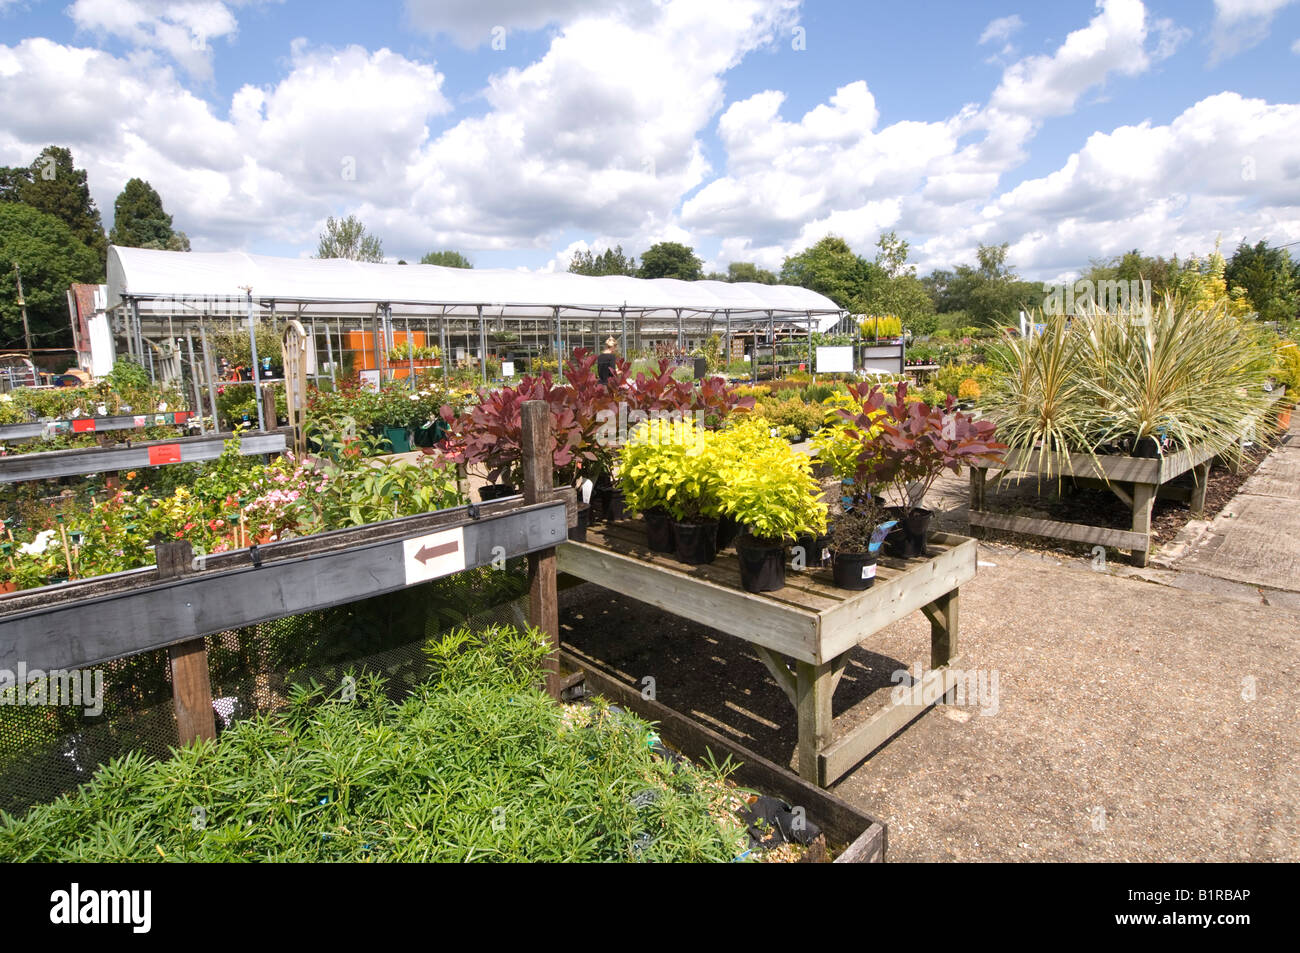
top-left (0, 626), bottom-right (754, 862)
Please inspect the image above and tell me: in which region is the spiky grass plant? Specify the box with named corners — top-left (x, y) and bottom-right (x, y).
top-left (980, 296), bottom-right (1275, 472)
top-left (979, 315), bottom-right (1105, 477)
top-left (1077, 294), bottom-right (1276, 461)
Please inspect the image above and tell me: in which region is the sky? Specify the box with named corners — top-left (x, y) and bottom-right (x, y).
top-left (1, 0), bottom-right (1298, 282)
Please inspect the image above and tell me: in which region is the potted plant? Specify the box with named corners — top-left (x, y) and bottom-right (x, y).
top-left (619, 418), bottom-right (721, 560)
top-left (839, 381), bottom-right (1005, 558)
top-left (715, 419), bottom-right (827, 592)
top-left (827, 498), bottom-right (897, 590)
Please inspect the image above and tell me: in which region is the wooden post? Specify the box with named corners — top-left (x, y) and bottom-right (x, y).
top-left (796, 660), bottom-right (834, 785)
top-left (1130, 481), bottom-right (1155, 567)
top-left (1189, 460), bottom-right (1212, 516)
top-left (156, 541), bottom-right (216, 745)
top-left (928, 590), bottom-right (959, 671)
top-left (259, 383), bottom-right (277, 432)
top-left (968, 467), bottom-right (986, 538)
top-left (521, 400), bottom-right (561, 699)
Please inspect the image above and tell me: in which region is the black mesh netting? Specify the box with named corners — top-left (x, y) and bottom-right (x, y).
top-left (0, 559), bottom-right (530, 817)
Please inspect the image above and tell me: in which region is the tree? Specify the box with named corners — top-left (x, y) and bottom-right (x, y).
top-left (1085, 248), bottom-right (1177, 296)
top-left (0, 203), bottom-right (101, 348)
top-left (637, 241), bottom-right (703, 280)
top-left (569, 244), bottom-right (637, 277)
top-left (15, 147), bottom-right (108, 264)
top-left (1172, 240), bottom-right (1251, 317)
top-left (420, 250), bottom-right (473, 268)
top-left (109, 178), bottom-right (189, 251)
top-left (779, 235), bottom-right (879, 309)
top-left (722, 261), bottom-right (777, 284)
top-left (315, 214), bottom-right (383, 262)
top-left (860, 232), bottom-right (935, 331)
top-left (1226, 240), bottom-right (1299, 324)
top-left (920, 243), bottom-right (1037, 327)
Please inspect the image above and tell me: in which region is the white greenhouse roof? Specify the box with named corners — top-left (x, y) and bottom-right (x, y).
top-left (106, 247), bottom-right (844, 326)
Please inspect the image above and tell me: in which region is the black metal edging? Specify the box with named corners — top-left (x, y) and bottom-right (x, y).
top-left (0, 429), bottom-right (288, 483)
top-left (0, 500), bottom-right (567, 674)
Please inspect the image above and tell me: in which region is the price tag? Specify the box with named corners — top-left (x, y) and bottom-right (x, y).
top-left (71, 418), bottom-right (96, 433)
top-left (148, 444), bottom-right (182, 465)
top-left (861, 563), bottom-right (877, 580)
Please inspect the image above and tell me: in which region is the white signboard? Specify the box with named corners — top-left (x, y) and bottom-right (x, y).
top-left (358, 369), bottom-right (381, 392)
top-left (403, 527), bottom-right (467, 585)
top-left (501, 361), bottom-right (515, 377)
top-left (816, 346), bottom-right (854, 374)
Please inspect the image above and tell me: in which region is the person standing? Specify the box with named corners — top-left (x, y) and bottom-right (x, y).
top-left (597, 336), bottom-right (618, 384)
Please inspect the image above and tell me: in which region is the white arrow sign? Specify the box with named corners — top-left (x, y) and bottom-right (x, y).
top-left (402, 527), bottom-right (466, 585)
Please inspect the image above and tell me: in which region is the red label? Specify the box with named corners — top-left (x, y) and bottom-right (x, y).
top-left (148, 444), bottom-right (182, 465)
top-left (175, 412), bottom-right (191, 423)
top-left (71, 418), bottom-right (96, 433)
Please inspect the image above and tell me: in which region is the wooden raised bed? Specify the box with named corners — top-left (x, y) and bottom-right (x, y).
top-left (969, 392), bottom-right (1287, 566)
top-left (563, 652), bottom-right (887, 862)
top-left (556, 521), bottom-right (976, 786)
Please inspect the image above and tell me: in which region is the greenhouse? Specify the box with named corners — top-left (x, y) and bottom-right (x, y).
top-left (105, 247), bottom-right (846, 388)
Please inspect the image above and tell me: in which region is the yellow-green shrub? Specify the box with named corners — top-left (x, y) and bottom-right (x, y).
top-left (715, 418), bottom-right (826, 543)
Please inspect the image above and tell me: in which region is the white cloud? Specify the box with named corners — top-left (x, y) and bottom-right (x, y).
top-left (403, 0), bottom-right (646, 47)
top-left (1210, 0), bottom-right (1298, 63)
top-left (65, 0), bottom-right (274, 79)
top-left (990, 0), bottom-right (1152, 120)
top-left (979, 14), bottom-right (1024, 46)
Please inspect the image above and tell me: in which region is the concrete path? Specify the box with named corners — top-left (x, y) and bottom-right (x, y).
top-left (1162, 417), bottom-right (1300, 600)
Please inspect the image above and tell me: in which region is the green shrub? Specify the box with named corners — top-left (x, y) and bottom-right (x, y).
top-left (0, 626), bottom-right (753, 863)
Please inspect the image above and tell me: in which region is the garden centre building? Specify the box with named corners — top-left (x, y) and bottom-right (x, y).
top-left (102, 246), bottom-right (846, 386)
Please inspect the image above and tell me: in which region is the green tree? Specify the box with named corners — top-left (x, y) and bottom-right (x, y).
top-left (15, 147), bottom-right (108, 265)
top-left (109, 178), bottom-right (190, 251)
top-left (315, 214), bottom-right (383, 262)
top-left (861, 231), bottom-right (935, 331)
top-left (779, 235), bottom-right (879, 309)
top-left (921, 243), bottom-right (1037, 327)
top-left (1226, 240), bottom-right (1299, 324)
top-left (722, 261), bottom-right (777, 284)
top-left (637, 241), bottom-right (702, 280)
top-left (569, 244), bottom-right (637, 276)
top-left (1085, 248), bottom-right (1177, 296)
top-left (420, 249), bottom-right (473, 268)
top-left (0, 203), bottom-right (101, 348)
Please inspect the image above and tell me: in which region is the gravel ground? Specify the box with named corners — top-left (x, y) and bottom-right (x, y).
top-left (560, 550), bottom-right (1300, 861)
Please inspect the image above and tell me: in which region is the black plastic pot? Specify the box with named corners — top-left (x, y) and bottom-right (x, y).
top-left (1133, 436), bottom-right (1163, 458)
top-left (671, 519), bottom-right (719, 565)
top-left (737, 539), bottom-right (786, 592)
top-left (643, 509), bottom-right (675, 553)
top-left (716, 516), bottom-right (742, 551)
top-left (478, 483), bottom-right (518, 502)
top-left (571, 502), bottom-right (590, 543)
top-left (832, 552), bottom-right (878, 590)
top-left (791, 532), bottom-right (831, 570)
top-left (883, 507), bottom-right (933, 558)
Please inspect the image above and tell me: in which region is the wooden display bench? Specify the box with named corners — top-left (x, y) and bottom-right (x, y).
top-left (969, 393), bottom-right (1288, 566)
top-left (556, 521), bottom-right (977, 786)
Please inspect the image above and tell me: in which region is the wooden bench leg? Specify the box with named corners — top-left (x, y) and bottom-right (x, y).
top-left (922, 590), bottom-right (960, 704)
top-left (968, 468), bottom-right (986, 538)
top-left (796, 660), bottom-right (834, 785)
top-left (1189, 461), bottom-right (1211, 516)
top-left (1130, 482), bottom-right (1155, 567)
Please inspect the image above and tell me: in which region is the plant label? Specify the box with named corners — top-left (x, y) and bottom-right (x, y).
top-left (148, 444), bottom-right (182, 465)
top-left (403, 527), bottom-right (466, 584)
top-left (71, 418), bottom-right (96, 433)
top-left (861, 563), bottom-right (876, 580)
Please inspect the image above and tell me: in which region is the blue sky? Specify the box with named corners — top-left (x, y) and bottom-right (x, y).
top-left (1, 0), bottom-right (1298, 279)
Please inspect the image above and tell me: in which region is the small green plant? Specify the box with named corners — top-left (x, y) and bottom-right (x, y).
top-left (715, 418), bottom-right (826, 544)
top-left (0, 626), bottom-right (754, 863)
top-left (619, 418), bottom-right (723, 521)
